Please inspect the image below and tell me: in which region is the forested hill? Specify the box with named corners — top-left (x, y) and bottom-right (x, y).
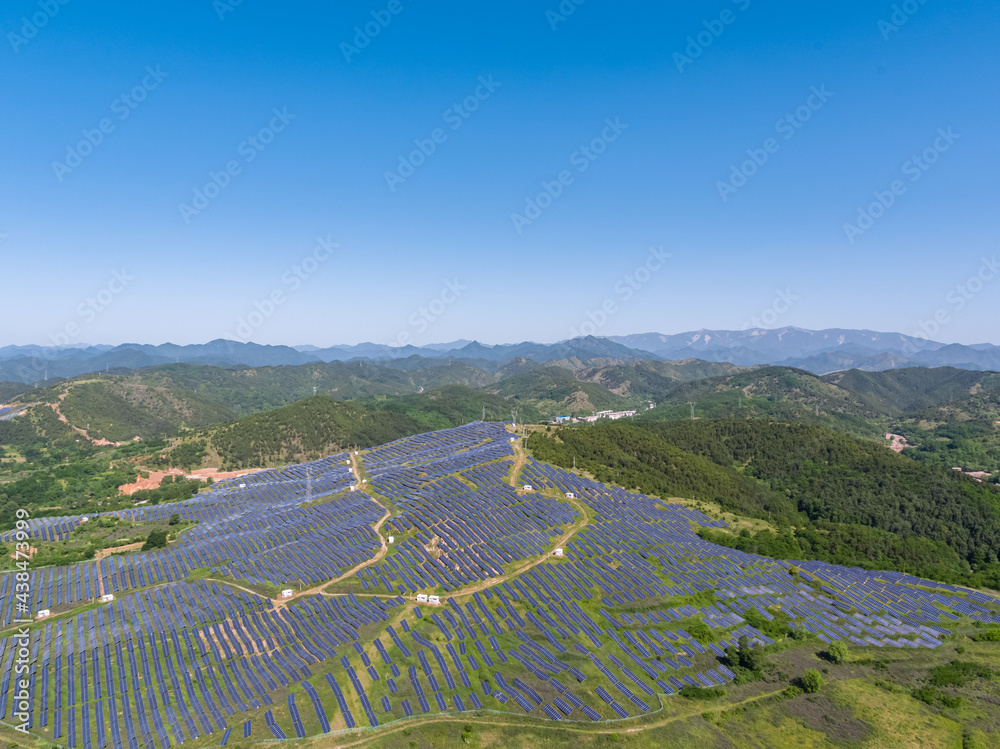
top-left (207, 386), bottom-right (531, 470)
top-left (528, 420), bottom-right (1000, 587)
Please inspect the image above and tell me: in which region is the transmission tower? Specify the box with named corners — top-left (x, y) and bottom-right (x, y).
top-left (688, 402), bottom-right (696, 420)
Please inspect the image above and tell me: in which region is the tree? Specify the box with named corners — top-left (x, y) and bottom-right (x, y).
top-left (802, 669), bottom-right (823, 693)
top-left (168, 513), bottom-right (180, 526)
top-left (828, 640), bottom-right (848, 664)
top-left (141, 529), bottom-right (169, 551)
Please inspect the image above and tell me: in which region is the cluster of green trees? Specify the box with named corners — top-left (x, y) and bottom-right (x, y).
top-left (129, 475), bottom-right (205, 505)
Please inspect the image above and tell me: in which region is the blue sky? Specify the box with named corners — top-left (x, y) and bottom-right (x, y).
top-left (1, 0), bottom-right (998, 347)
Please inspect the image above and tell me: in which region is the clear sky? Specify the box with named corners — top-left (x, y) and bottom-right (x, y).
top-left (1, 0), bottom-right (998, 347)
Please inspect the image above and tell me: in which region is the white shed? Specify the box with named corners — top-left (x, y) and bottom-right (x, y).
top-left (428, 595), bottom-right (441, 605)
top-left (100, 594), bottom-right (115, 603)
top-left (37, 609), bottom-right (51, 619)
top-left (280, 589), bottom-right (294, 598)
top-left (523, 485), bottom-right (533, 492)
top-left (416, 594), bottom-right (429, 603)
top-left (554, 548), bottom-right (564, 557)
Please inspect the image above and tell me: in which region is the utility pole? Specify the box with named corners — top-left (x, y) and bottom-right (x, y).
top-left (482, 405), bottom-right (486, 421)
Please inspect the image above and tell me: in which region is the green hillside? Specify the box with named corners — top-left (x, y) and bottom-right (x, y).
top-left (826, 367), bottom-right (1000, 415)
top-left (528, 420), bottom-right (1000, 586)
top-left (489, 366), bottom-right (629, 416)
top-left (640, 367), bottom-right (882, 437)
top-left (208, 385), bottom-right (526, 469)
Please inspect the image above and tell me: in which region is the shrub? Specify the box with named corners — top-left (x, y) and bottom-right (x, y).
top-left (971, 630), bottom-right (1000, 642)
top-left (141, 528), bottom-right (169, 551)
top-left (827, 640), bottom-right (848, 664)
top-left (679, 685), bottom-right (726, 700)
top-left (929, 660), bottom-right (991, 688)
top-left (801, 669), bottom-right (823, 694)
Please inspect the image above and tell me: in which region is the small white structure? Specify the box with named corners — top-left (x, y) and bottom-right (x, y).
top-left (346, 459), bottom-right (351, 465)
top-left (100, 594), bottom-right (115, 603)
top-left (553, 548), bottom-right (564, 557)
top-left (280, 589), bottom-right (294, 599)
top-left (349, 485), bottom-right (356, 492)
top-left (37, 609), bottom-right (51, 619)
top-left (79, 516), bottom-right (89, 523)
top-left (362, 478), bottom-right (367, 483)
top-left (354, 450), bottom-right (359, 456)
top-left (239, 483), bottom-right (246, 489)
top-left (388, 536), bottom-right (395, 544)
top-left (523, 485), bottom-right (533, 492)
top-left (416, 593), bottom-right (429, 603)
top-left (428, 595), bottom-right (441, 605)
top-left (566, 492), bottom-right (575, 499)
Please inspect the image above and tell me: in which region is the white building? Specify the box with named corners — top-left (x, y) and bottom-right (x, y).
top-left (523, 484), bottom-right (533, 492)
top-left (388, 535), bottom-right (395, 544)
top-left (280, 589), bottom-right (294, 598)
top-left (37, 609), bottom-right (51, 619)
top-left (100, 594), bottom-right (115, 603)
top-left (566, 492), bottom-right (575, 499)
top-left (554, 548), bottom-right (564, 557)
top-left (416, 593), bottom-right (429, 603)
top-left (428, 595), bottom-right (441, 605)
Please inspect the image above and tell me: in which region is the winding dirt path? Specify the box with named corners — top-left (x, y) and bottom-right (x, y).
top-left (318, 437), bottom-right (593, 602)
top-left (285, 452), bottom-right (391, 602)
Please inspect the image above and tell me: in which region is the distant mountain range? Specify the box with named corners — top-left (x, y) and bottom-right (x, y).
top-left (1, 328), bottom-right (998, 384)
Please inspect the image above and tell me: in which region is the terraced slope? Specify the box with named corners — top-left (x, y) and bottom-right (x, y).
top-left (1, 422), bottom-right (997, 748)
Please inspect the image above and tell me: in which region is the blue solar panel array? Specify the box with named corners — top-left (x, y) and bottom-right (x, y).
top-left (2, 420), bottom-right (998, 744)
